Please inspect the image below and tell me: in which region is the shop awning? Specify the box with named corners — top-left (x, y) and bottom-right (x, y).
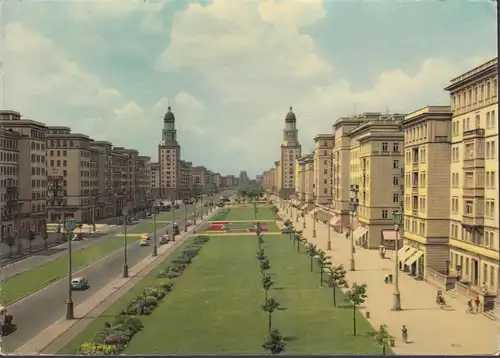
top-left (405, 250), bottom-right (424, 267)
top-left (316, 209), bottom-right (330, 222)
top-left (330, 216), bottom-right (341, 227)
top-left (395, 245), bottom-right (414, 262)
top-left (354, 227), bottom-right (368, 241)
top-left (382, 230), bottom-right (401, 241)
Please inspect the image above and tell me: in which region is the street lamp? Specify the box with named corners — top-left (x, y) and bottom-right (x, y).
top-left (65, 218), bottom-right (77, 320)
top-left (171, 198), bottom-right (176, 240)
top-left (392, 211), bottom-right (403, 311)
top-left (327, 199), bottom-right (332, 251)
top-left (184, 201), bottom-right (188, 232)
top-left (122, 208), bottom-right (129, 278)
top-left (152, 200), bottom-right (158, 257)
top-left (312, 193), bottom-right (317, 238)
top-left (349, 184), bottom-right (359, 272)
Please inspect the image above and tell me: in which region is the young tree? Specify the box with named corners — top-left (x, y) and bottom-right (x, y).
top-left (262, 275), bottom-right (275, 303)
top-left (316, 249), bottom-right (332, 287)
top-left (326, 265), bottom-right (347, 307)
top-left (374, 324), bottom-right (393, 355)
top-left (27, 230), bottom-right (36, 253)
top-left (260, 258), bottom-right (271, 277)
top-left (261, 298), bottom-right (280, 333)
top-left (262, 329), bottom-right (286, 355)
top-left (256, 248), bottom-right (266, 261)
top-left (344, 283), bottom-right (368, 336)
top-left (305, 243), bottom-right (318, 272)
top-left (4, 236), bottom-right (15, 257)
top-left (296, 232), bottom-right (306, 253)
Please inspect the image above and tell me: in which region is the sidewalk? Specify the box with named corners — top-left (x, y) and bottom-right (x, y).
top-left (278, 203), bottom-right (498, 355)
top-left (15, 207), bottom-right (219, 355)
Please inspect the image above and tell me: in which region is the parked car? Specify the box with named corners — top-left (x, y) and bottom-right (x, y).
top-left (71, 277), bottom-right (89, 290)
top-left (140, 237), bottom-right (149, 246)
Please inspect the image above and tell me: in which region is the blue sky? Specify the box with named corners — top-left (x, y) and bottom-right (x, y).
top-left (3, 0), bottom-right (496, 177)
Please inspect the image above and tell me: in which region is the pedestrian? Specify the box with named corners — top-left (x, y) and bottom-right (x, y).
top-left (474, 296), bottom-right (481, 313)
top-left (384, 273), bottom-right (389, 284)
top-left (401, 325), bottom-right (408, 344)
top-left (467, 299), bottom-right (473, 313)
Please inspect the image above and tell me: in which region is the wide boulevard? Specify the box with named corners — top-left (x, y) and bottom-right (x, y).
top-left (2, 197), bottom-right (220, 352)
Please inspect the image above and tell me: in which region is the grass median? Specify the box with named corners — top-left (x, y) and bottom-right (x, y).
top-left (3, 237), bottom-right (141, 304)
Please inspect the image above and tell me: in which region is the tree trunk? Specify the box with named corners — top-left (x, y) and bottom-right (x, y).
top-left (332, 285), bottom-right (337, 307)
top-left (9, 245), bottom-right (12, 257)
top-left (320, 269), bottom-right (323, 287)
top-left (352, 305), bottom-right (357, 336)
top-left (29, 240), bottom-right (32, 253)
top-left (297, 242), bottom-right (300, 253)
top-left (382, 344), bottom-right (386, 355)
top-left (268, 312), bottom-right (272, 333)
top-left (265, 289), bottom-right (268, 304)
top-left (310, 256), bottom-right (313, 272)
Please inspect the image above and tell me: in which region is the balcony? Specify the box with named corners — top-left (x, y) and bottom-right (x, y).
top-left (463, 186), bottom-right (484, 198)
top-left (7, 186), bottom-right (18, 194)
top-left (463, 158), bottom-right (484, 169)
top-left (462, 214), bottom-right (484, 227)
top-left (463, 128), bottom-right (485, 139)
top-left (412, 161), bottom-right (419, 169)
top-left (412, 208), bottom-right (418, 216)
top-left (412, 185), bottom-right (419, 193)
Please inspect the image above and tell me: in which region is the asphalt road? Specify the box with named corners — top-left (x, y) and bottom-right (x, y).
top-left (2, 202), bottom-right (218, 352)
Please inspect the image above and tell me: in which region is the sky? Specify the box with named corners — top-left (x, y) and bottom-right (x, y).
top-left (2, 0), bottom-right (497, 178)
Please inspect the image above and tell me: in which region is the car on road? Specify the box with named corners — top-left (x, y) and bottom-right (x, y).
top-left (71, 277), bottom-right (89, 290)
top-left (140, 236), bottom-right (149, 246)
top-left (0, 306), bottom-right (13, 332)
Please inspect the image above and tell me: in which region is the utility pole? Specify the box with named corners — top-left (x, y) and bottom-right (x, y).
top-left (349, 184), bottom-right (359, 272)
top-left (152, 198), bottom-right (157, 257)
top-left (65, 217), bottom-right (76, 320)
top-left (122, 208), bottom-right (129, 278)
top-left (327, 199), bottom-right (332, 251)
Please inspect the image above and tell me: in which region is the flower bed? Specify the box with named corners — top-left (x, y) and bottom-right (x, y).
top-left (77, 236), bottom-right (211, 355)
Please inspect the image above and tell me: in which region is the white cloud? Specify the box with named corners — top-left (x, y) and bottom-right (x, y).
top-left (3, 22), bottom-right (150, 144)
top-left (67, 0), bottom-right (163, 20)
top-left (155, 0), bottom-right (490, 174)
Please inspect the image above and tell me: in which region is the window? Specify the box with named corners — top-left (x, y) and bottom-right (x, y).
top-left (393, 160), bottom-right (399, 169)
top-left (323, 188), bottom-right (328, 194)
top-left (393, 176), bottom-right (399, 186)
top-left (393, 193), bottom-right (399, 203)
top-left (382, 209), bottom-right (388, 219)
top-left (464, 200), bottom-right (473, 215)
top-left (382, 142), bottom-right (388, 152)
top-left (393, 142), bottom-right (399, 152)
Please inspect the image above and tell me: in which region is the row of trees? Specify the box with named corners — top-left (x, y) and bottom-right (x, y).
top-left (282, 219), bottom-right (394, 354)
top-left (254, 222), bottom-right (288, 355)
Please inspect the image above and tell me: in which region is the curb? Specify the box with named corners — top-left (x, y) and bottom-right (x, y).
top-left (6, 207), bottom-right (211, 306)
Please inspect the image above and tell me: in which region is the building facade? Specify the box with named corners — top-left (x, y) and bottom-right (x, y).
top-left (280, 107), bottom-right (301, 198)
top-left (444, 58), bottom-right (498, 307)
top-left (401, 106), bottom-right (453, 279)
top-left (158, 106), bottom-right (181, 200)
top-left (313, 134), bottom-right (335, 205)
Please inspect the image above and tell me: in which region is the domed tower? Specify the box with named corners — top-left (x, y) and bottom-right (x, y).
top-left (280, 106), bottom-right (302, 199)
top-left (162, 106), bottom-right (177, 143)
top-left (159, 105), bottom-right (181, 200)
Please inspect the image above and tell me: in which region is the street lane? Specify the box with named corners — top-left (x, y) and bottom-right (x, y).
top-left (2, 201), bottom-right (219, 352)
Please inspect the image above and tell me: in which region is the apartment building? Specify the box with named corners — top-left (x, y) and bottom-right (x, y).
top-left (90, 141), bottom-right (115, 218)
top-left (274, 160), bottom-right (282, 194)
top-left (313, 134), bottom-right (334, 205)
top-left (333, 113), bottom-right (405, 248)
top-left (212, 172), bottom-right (221, 190)
top-left (0, 110), bottom-right (48, 245)
top-left (280, 107), bottom-right (302, 198)
top-left (400, 106), bottom-right (452, 279)
top-left (159, 106), bottom-right (181, 200)
top-left (444, 58), bottom-right (498, 307)
top-left (150, 162), bottom-right (160, 198)
top-left (110, 148), bottom-right (127, 216)
top-left (113, 147), bottom-right (139, 213)
top-left (190, 166), bottom-right (205, 197)
top-left (179, 160), bottom-right (192, 199)
top-left (46, 126), bottom-right (97, 223)
top-left (0, 127), bottom-right (20, 242)
top-left (136, 155), bottom-right (151, 209)
top-left (295, 154), bottom-right (314, 207)
top-left (261, 168), bottom-right (275, 193)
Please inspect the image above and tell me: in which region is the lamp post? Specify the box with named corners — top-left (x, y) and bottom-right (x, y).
top-left (349, 184), bottom-right (359, 272)
top-left (171, 198), bottom-right (176, 240)
top-left (327, 199), bottom-right (332, 251)
top-left (312, 193), bottom-right (317, 238)
top-left (184, 200), bottom-right (188, 232)
top-left (392, 211), bottom-right (403, 311)
top-left (122, 208), bottom-right (129, 278)
top-left (65, 218), bottom-right (77, 320)
top-left (152, 200), bottom-right (158, 257)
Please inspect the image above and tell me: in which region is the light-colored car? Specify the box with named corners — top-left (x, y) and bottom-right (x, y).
top-left (71, 277), bottom-right (88, 290)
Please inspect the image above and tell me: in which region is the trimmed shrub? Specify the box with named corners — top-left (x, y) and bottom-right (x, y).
top-left (78, 341), bottom-right (121, 355)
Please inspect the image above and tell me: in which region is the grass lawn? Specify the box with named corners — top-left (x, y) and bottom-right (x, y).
top-left (3, 237), bottom-right (138, 304)
top-left (57, 240), bottom-right (209, 354)
top-left (224, 206), bottom-right (276, 221)
top-left (63, 233), bottom-right (380, 354)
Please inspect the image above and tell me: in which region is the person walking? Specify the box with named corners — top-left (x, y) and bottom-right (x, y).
top-left (467, 299), bottom-right (473, 313)
top-left (474, 296), bottom-right (481, 313)
top-left (401, 325), bottom-right (408, 344)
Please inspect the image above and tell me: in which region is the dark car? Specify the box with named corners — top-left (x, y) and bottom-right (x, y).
top-left (174, 203), bottom-right (180, 209)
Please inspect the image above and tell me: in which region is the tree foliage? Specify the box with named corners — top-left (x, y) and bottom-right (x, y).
top-left (316, 249), bottom-right (332, 287)
top-left (373, 324), bottom-right (393, 355)
top-left (326, 265), bottom-right (347, 307)
top-left (262, 329), bottom-right (286, 355)
top-left (261, 298), bottom-right (281, 333)
top-left (344, 283), bottom-right (368, 336)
